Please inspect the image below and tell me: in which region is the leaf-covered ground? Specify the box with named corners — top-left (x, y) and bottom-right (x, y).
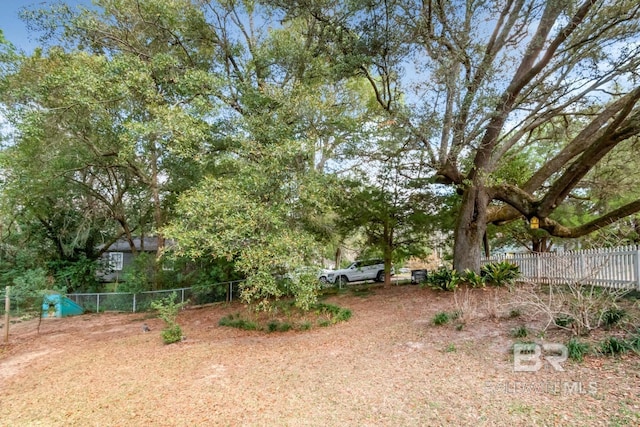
top-left (1, 285), bottom-right (639, 426)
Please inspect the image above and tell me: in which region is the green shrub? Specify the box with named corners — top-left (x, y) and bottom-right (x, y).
top-left (11, 268), bottom-right (52, 310)
top-left (602, 307), bottom-right (626, 328)
top-left (310, 302), bottom-right (352, 323)
top-left (120, 252), bottom-right (155, 293)
top-left (566, 338), bottom-right (590, 362)
top-left (299, 321), bottom-right (312, 331)
top-left (267, 320), bottom-right (279, 332)
top-left (463, 269), bottom-right (485, 288)
top-left (511, 325), bottom-right (528, 338)
top-left (425, 268), bottom-right (460, 291)
top-left (628, 331), bottom-right (640, 352)
top-left (555, 314), bottom-right (575, 328)
top-left (161, 324), bottom-right (183, 344)
top-left (481, 261), bottom-right (520, 287)
top-left (218, 314), bottom-right (259, 331)
top-left (265, 320), bottom-right (293, 332)
top-left (599, 336), bottom-right (629, 356)
top-left (432, 311), bottom-right (451, 325)
top-left (49, 256), bottom-right (101, 293)
top-left (277, 322), bottom-right (293, 332)
top-left (150, 292), bottom-right (187, 344)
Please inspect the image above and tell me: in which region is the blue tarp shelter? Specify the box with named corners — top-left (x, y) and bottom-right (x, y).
top-left (42, 293), bottom-right (84, 318)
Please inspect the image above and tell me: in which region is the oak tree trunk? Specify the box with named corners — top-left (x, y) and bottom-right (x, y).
top-left (453, 185), bottom-right (490, 273)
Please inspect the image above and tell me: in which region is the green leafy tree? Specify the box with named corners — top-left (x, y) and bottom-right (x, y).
top-left (1, 2), bottom-right (219, 287)
top-left (277, 0), bottom-right (640, 272)
top-left (150, 291), bottom-right (186, 344)
top-left (165, 142), bottom-right (336, 310)
top-left (336, 131), bottom-right (437, 286)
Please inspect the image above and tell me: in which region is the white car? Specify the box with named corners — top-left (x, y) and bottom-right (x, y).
top-left (326, 259), bottom-right (393, 285)
top-left (318, 269), bottom-right (331, 284)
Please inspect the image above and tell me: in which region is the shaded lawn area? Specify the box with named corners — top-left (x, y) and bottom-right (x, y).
top-left (1, 285), bottom-right (639, 426)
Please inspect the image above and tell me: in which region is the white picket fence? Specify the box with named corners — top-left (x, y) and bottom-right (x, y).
top-left (483, 245), bottom-right (640, 290)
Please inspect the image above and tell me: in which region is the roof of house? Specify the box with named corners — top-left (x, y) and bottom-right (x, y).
top-left (102, 237), bottom-right (174, 252)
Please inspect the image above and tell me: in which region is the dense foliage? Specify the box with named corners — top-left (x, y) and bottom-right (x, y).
top-left (2, 1), bottom-right (640, 308)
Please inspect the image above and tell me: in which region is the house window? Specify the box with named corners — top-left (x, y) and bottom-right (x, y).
top-left (108, 252), bottom-right (124, 271)
top-left (162, 260), bottom-right (174, 271)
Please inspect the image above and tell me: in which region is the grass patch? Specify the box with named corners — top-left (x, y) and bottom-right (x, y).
top-left (432, 311), bottom-right (451, 326)
top-left (511, 325), bottom-right (528, 338)
top-left (627, 329), bottom-right (640, 352)
top-left (602, 307), bottom-right (626, 329)
top-left (267, 320), bottom-right (293, 333)
top-left (310, 302), bottom-right (352, 323)
top-left (599, 336), bottom-right (629, 356)
top-left (219, 314), bottom-right (260, 331)
top-left (218, 301), bottom-right (352, 332)
top-left (566, 338), bottom-right (590, 362)
top-left (298, 321), bottom-right (312, 331)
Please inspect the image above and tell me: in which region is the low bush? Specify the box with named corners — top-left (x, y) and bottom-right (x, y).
top-left (628, 331), bottom-right (640, 352)
top-left (481, 261), bottom-right (520, 287)
top-left (432, 311), bottom-right (451, 325)
top-left (599, 336), bottom-right (629, 356)
top-left (566, 338), bottom-right (590, 362)
top-left (601, 307), bottom-right (626, 329)
top-left (218, 302), bottom-right (352, 332)
top-left (555, 314), bottom-right (575, 328)
top-left (511, 325), bottom-right (528, 338)
top-left (150, 292), bottom-right (187, 344)
top-left (266, 320), bottom-right (293, 332)
top-left (311, 302), bottom-right (352, 323)
top-left (218, 314), bottom-right (259, 331)
top-left (161, 324), bottom-right (183, 344)
top-left (463, 270), bottom-right (485, 288)
top-left (424, 268), bottom-right (460, 291)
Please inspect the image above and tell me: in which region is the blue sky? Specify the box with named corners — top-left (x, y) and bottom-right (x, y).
top-left (0, 0), bottom-right (91, 51)
top-left (0, 1), bottom-right (36, 50)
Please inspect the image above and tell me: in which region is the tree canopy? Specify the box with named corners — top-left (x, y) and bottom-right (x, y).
top-left (275, 0), bottom-right (640, 270)
top-left (2, 0), bottom-right (640, 305)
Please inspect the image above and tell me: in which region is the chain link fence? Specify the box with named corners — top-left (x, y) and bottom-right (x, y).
top-left (1, 280), bottom-right (244, 315)
top-left (67, 280), bottom-right (244, 313)
top-left (0, 288), bottom-right (39, 317)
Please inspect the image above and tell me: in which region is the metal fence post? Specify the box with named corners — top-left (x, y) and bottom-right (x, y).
top-left (4, 286), bottom-right (10, 344)
top-left (97, 294), bottom-right (100, 313)
top-left (133, 294), bottom-right (137, 313)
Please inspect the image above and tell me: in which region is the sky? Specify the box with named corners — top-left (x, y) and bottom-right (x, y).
top-left (0, 0), bottom-right (91, 51)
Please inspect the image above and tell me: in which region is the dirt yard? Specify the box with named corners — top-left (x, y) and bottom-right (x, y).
top-left (1, 285), bottom-right (639, 426)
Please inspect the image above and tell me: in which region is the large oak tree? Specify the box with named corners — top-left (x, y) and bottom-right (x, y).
top-left (277, 0), bottom-right (640, 271)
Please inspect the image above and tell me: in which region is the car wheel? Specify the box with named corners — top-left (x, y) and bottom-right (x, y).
top-left (336, 275), bottom-right (349, 287)
top-left (376, 271), bottom-right (385, 282)
top-left (319, 276), bottom-right (327, 284)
